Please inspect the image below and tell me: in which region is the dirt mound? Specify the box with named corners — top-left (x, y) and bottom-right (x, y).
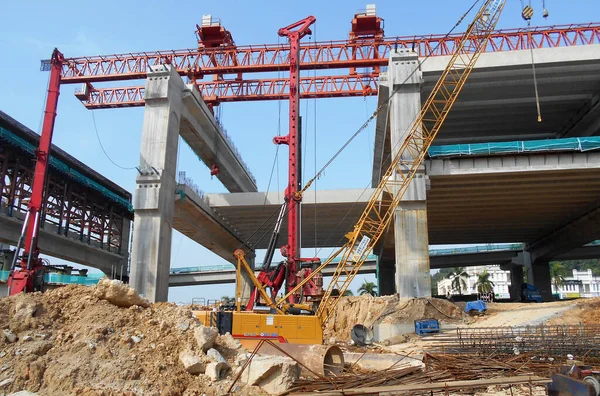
top-left (547, 297), bottom-right (600, 326)
top-left (0, 285), bottom-right (264, 396)
top-left (325, 295), bottom-right (463, 341)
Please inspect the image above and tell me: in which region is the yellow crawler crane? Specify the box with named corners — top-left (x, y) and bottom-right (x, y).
top-left (197, 0), bottom-right (506, 345)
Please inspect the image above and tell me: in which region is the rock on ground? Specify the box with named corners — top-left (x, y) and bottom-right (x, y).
top-left (206, 361), bottom-right (230, 381)
top-left (240, 355), bottom-right (299, 395)
top-left (207, 348), bottom-right (227, 363)
top-left (93, 278), bottom-right (150, 308)
top-left (179, 351), bottom-right (206, 375)
top-left (194, 325), bottom-right (218, 352)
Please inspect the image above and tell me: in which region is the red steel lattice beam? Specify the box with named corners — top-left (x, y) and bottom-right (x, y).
top-left (61, 23), bottom-right (600, 84)
top-left (82, 74), bottom-right (379, 109)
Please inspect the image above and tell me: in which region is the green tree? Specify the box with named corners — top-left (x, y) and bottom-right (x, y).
top-left (357, 280), bottom-right (377, 296)
top-left (221, 296), bottom-right (234, 304)
top-left (550, 263), bottom-right (568, 291)
top-left (343, 289), bottom-right (354, 296)
top-left (474, 270), bottom-right (495, 293)
top-left (446, 267), bottom-right (469, 295)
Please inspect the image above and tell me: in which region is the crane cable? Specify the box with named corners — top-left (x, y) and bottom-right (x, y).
top-left (234, 0), bottom-right (483, 254)
top-left (521, 0), bottom-right (543, 122)
top-left (295, 0), bottom-right (482, 199)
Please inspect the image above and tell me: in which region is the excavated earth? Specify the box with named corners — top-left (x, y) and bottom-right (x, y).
top-left (0, 281), bottom-right (265, 396)
top-left (325, 295), bottom-right (464, 342)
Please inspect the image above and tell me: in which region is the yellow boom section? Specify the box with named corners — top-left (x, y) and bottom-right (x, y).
top-left (276, 0), bottom-right (506, 324)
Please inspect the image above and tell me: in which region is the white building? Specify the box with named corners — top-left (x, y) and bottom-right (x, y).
top-left (551, 269), bottom-right (600, 299)
top-left (437, 265), bottom-right (511, 299)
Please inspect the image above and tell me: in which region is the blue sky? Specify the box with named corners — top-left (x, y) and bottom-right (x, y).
top-left (1, 0), bottom-right (597, 302)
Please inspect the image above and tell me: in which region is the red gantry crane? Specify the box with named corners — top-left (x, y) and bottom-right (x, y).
top-left (7, 3), bottom-right (600, 296)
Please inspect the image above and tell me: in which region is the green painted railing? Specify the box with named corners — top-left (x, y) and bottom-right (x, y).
top-left (0, 270), bottom-right (104, 286)
top-left (429, 137), bottom-right (600, 158)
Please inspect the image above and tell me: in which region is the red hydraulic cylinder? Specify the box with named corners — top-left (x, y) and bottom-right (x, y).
top-left (273, 16), bottom-right (316, 301)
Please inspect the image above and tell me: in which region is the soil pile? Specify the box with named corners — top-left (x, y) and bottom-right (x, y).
top-left (0, 281), bottom-right (264, 396)
top-left (547, 297), bottom-right (600, 326)
top-left (325, 295), bottom-right (463, 341)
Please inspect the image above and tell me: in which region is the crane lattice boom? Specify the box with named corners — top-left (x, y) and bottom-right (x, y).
top-left (275, 0), bottom-right (507, 324)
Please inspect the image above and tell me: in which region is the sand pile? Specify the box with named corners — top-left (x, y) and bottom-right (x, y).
top-left (325, 295), bottom-right (463, 341)
top-left (0, 280), bottom-right (264, 396)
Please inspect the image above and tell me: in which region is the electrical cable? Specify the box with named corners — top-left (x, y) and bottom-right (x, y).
top-left (91, 111), bottom-right (137, 170)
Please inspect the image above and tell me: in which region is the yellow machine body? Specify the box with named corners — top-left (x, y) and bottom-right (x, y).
top-left (193, 310), bottom-right (322, 347)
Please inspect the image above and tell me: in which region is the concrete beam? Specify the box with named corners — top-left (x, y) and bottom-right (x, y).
top-left (372, 75), bottom-right (389, 188)
top-left (430, 250), bottom-right (518, 268)
top-left (558, 94), bottom-right (600, 138)
top-left (526, 203), bottom-right (600, 262)
top-left (556, 245), bottom-right (600, 260)
top-left (173, 184), bottom-right (246, 264)
top-left (169, 260), bottom-right (378, 287)
top-left (427, 152), bottom-right (600, 177)
top-left (168, 249), bottom-right (525, 287)
top-left (0, 214), bottom-right (124, 275)
top-left (179, 85), bottom-right (257, 193)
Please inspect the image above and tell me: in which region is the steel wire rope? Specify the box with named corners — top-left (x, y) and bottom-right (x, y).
top-left (263, 145), bottom-right (280, 206)
top-left (235, 0), bottom-right (482, 255)
top-left (303, 0), bottom-right (485, 262)
top-left (91, 111), bottom-right (137, 170)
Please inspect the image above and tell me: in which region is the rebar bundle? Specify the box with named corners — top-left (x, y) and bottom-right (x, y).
top-left (426, 324), bottom-right (600, 362)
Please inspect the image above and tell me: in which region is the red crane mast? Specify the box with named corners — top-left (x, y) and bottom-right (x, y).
top-left (8, 49), bottom-right (64, 295)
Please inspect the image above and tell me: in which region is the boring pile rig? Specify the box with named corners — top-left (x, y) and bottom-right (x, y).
top-left (197, 0), bottom-right (507, 344)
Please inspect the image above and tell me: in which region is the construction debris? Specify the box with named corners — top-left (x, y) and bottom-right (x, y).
top-left (194, 325), bottom-right (218, 351)
top-left (287, 375), bottom-right (551, 395)
top-left (93, 278), bottom-right (150, 308)
top-left (239, 355), bottom-right (300, 394)
top-left (0, 284), bottom-right (264, 395)
top-left (179, 351), bottom-right (206, 375)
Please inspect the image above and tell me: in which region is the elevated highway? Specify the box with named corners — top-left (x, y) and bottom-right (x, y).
top-left (167, 243), bottom-right (600, 287)
top-left (0, 111), bottom-right (132, 275)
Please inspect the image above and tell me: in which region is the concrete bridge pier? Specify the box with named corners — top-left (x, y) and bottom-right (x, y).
top-left (377, 252), bottom-right (396, 296)
top-left (513, 251), bottom-right (553, 302)
top-left (130, 65), bottom-right (183, 302)
top-left (389, 49), bottom-right (431, 298)
top-left (527, 259), bottom-right (553, 302)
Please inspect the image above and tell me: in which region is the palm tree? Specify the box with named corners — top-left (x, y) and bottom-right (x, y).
top-left (343, 289), bottom-right (354, 296)
top-left (550, 263), bottom-right (568, 292)
top-left (357, 280), bottom-right (377, 296)
top-left (446, 267), bottom-right (469, 295)
top-left (474, 270), bottom-right (495, 293)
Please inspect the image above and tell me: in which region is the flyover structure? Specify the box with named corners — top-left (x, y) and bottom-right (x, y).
top-left (0, 110), bottom-right (133, 276)
top-left (156, 42), bottom-right (600, 302)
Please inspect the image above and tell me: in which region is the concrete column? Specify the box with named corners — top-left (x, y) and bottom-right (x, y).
top-left (129, 65), bottom-right (184, 302)
top-left (509, 265), bottom-right (523, 301)
top-left (389, 49), bottom-right (431, 298)
top-left (240, 253), bottom-right (255, 304)
top-left (523, 251), bottom-right (553, 302)
top-left (377, 260), bottom-right (396, 296)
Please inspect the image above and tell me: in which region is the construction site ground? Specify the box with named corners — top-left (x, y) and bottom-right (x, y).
top-left (1, 285), bottom-right (598, 395)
